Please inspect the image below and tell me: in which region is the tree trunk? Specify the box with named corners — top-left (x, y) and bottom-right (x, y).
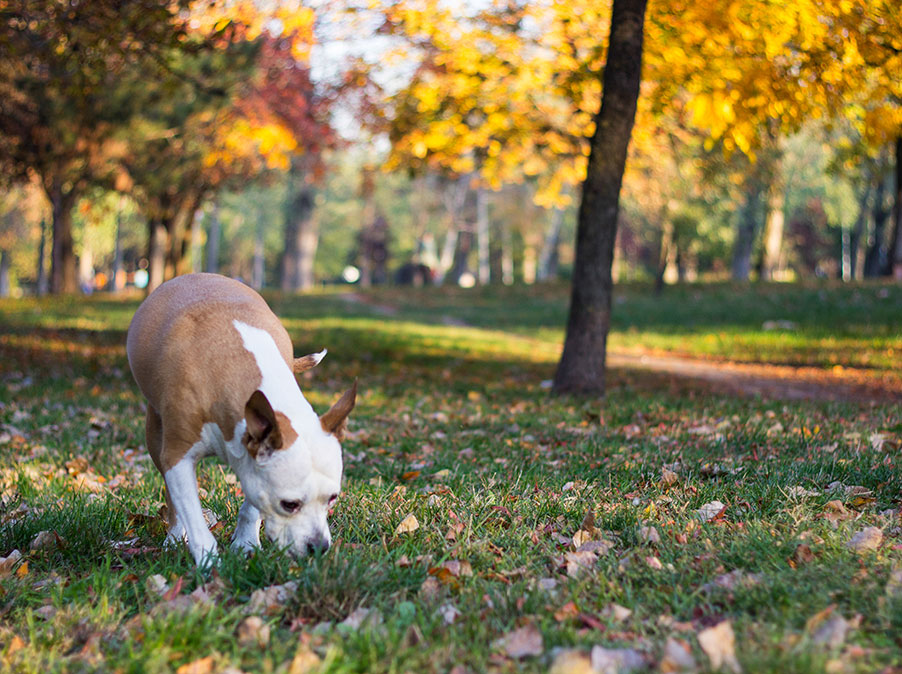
top-left (434, 226), bottom-right (458, 286)
top-left (447, 228), bottom-right (472, 286)
top-left (538, 207), bottom-right (564, 282)
top-left (552, 0), bottom-right (647, 396)
top-left (281, 185), bottom-right (317, 292)
top-left (252, 218), bottom-right (265, 291)
top-left (36, 218), bottom-right (48, 296)
top-left (0, 249), bottom-right (10, 298)
top-left (849, 176), bottom-right (873, 281)
top-left (760, 165), bottom-right (786, 281)
top-left (731, 171), bottom-right (764, 281)
top-left (501, 221), bottom-right (514, 285)
top-left (654, 216), bottom-right (675, 294)
top-left (476, 187), bottom-right (490, 284)
top-left (49, 183), bottom-right (78, 294)
top-left (111, 199), bottom-right (125, 291)
top-left (206, 203), bottom-right (221, 274)
top-left (166, 192), bottom-right (201, 280)
top-left (865, 174), bottom-right (888, 278)
top-left (889, 135), bottom-right (902, 279)
top-left (147, 220), bottom-right (168, 293)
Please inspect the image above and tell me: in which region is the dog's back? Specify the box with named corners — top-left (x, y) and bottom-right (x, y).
top-left (127, 273), bottom-right (293, 469)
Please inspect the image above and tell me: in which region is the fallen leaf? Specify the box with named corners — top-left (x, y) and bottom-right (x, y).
top-left (810, 614), bottom-right (850, 650)
top-left (146, 574), bottom-right (169, 597)
top-left (493, 624), bottom-right (543, 659)
top-left (886, 569), bottom-right (902, 597)
top-left (0, 549), bottom-right (22, 578)
top-left (601, 603), bottom-right (632, 622)
top-left (565, 550), bottom-right (598, 578)
top-left (30, 530), bottom-right (61, 551)
top-left (697, 620), bottom-right (741, 674)
top-left (176, 656), bottom-right (215, 674)
top-left (701, 569), bottom-right (763, 593)
top-left (286, 643), bottom-right (321, 674)
top-left (419, 576), bottom-right (441, 601)
top-left (822, 500), bottom-right (851, 522)
top-left (638, 526), bottom-right (661, 545)
top-left (661, 467), bottom-right (679, 486)
top-left (394, 513), bottom-right (419, 536)
top-left (695, 501), bottom-right (727, 522)
top-left (236, 616), bottom-right (270, 648)
top-left (549, 649), bottom-right (594, 674)
top-left (792, 544), bottom-right (816, 566)
top-left (554, 601), bottom-right (579, 622)
top-left (590, 645), bottom-right (646, 674)
top-left (438, 603), bottom-right (460, 625)
top-left (659, 637), bottom-right (697, 672)
top-left (847, 527), bottom-right (882, 552)
top-left (340, 607), bottom-right (381, 630)
top-left (247, 581), bottom-right (298, 615)
top-left (6, 634), bottom-right (26, 656)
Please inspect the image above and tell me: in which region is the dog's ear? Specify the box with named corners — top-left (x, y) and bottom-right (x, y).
top-left (243, 390), bottom-right (283, 460)
top-left (293, 349), bottom-right (327, 375)
top-left (320, 380), bottom-right (357, 441)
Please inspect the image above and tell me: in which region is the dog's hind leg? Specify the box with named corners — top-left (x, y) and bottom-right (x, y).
top-left (146, 407), bottom-right (186, 545)
top-left (231, 499), bottom-right (262, 554)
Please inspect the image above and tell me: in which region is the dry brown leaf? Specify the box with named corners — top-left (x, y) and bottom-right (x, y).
top-left (601, 603), bottom-right (632, 622)
top-left (247, 581), bottom-right (298, 616)
top-left (418, 576), bottom-right (442, 601)
top-left (565, 550), bottom-right (598, 578)
top-left (493, 624), bottom-right (543, 659)
top-left (175, 656), bottom-right (215, 674)
top-left (659, 637), bottom-right (697, 672)
top-left (236, 616), bottom-right (270, 648)
top-left (792, 543), bottom-right (816, 566)
top-left (697, 620), bottom-right (741, 674)
top-left (695, 501), bottom-right (727, 522)
top-left (394, 513), bottom-right (419, 536)
top-left (661, 467), bottom-right (679, 486)
top-left (810, 615), bottom-right (850, 650)
top-left (6, 634), bottom-right (26, 656)
top-left (548, 649), bottom-right (594, 674)
top-left (0, 549), bottom-right (22, 578)
top-left (590, 645), bottom-right (646, 674)
top-left (847, 527), bottom-right (882, 552)
top-left (638, 526), bottom-right (661, 545)
top-left (30, 530), bottom-right (61, 551)
top-left (554, 601), bottom-right (579, 622)
top-left (286, 644), bottom-right (321, 674)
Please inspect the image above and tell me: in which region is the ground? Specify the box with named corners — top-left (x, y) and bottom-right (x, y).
top-left (0, 281), bottom-right (900, 674)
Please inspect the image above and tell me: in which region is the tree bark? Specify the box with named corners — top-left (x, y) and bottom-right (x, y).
top-left (849, 176), bottom-right (873, 281)
top-left (147, 219), bottom-right (168, 293)
top-left (49, 183), bottom-right (78, 294)
top-left (281, 185), bottom-right (317, 292)
top-left (552, 0), bottom-right (647, 396)
top-left (760, 164), bottom-right (786, 281)
top-left (865, 173), bottom-right (888, 278)
top-left (111, 199), bottom-right (125, 291)
top-left (538, 207), bottom-right (564, 282)
top-left (731, 170), bottom-right (764, 281)
top-left (36, 218), bottom-right (48, 296)
top-left (0, 249), bottom-right (10, 298)
top-left (476, 187), bottom-right (490, 284)
top-left (889, 135), bottom-right (902, 279)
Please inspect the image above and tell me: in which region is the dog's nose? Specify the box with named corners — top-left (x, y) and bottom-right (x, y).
top-left (306, 535), bottom-right (330, 555)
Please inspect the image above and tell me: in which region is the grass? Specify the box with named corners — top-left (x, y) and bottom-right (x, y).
top-left (1, 281), bottom-right (901, 673)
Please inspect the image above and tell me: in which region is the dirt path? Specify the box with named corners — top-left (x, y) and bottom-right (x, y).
top-left (608, 350), bottom-right (902, 404)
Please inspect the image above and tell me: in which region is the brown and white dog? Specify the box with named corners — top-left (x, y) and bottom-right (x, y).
top-left (126, 273), bottom-right (356, 567)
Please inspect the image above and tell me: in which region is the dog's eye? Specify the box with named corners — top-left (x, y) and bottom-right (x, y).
top-left (328, 494), bottom-right (338, 505)
top-left (280, 499), bottom-right (302, 514)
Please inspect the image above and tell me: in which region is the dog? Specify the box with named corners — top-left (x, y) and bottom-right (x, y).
top-left (126, 273), bottom-right (356, 566)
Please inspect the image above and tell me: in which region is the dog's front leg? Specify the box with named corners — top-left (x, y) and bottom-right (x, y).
top-left (164, 457), bottom-right (218, 567)
top-left (231, 499), bottom-right (262, 553)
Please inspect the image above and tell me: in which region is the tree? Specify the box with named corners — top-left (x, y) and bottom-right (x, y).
top-left (0, 0), bottom-right (191, 293)
top-left (552, 0), bottom-right (647, 395)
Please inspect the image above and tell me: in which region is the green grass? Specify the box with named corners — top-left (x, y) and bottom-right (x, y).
top-left (1, 282), bottom-right (901, 673)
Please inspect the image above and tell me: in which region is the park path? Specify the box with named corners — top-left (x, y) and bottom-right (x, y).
top-left (338, 292), bottom-right (900, 404)
top-left (607, 350), bottom-right (902, 404)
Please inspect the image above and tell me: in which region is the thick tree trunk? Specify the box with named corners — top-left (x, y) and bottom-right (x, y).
top-left (760, 166), bottom-right (786, 281)
top-left (147, 220), bottom-right (168, 293)
top-left (434, 226), bottom-right (458, 286)
top-left (538, 207), bottom-right (564, 282)
top-left (36, 218), bottom-right (48, 296)
top-left (476, 187), bottom-right (490, 284)
top-left (889, 135), bottom-right (902, 279)
top-left (281, 186), bottom-right (317, 292)
top-left (849, 177), bottom-right (873, 281)
top-left (49, 184), bottom-right (78, 294)
top-left (732, 172), bottom-right (764, 281)
top-left (166, 192), bottom-right (201, 280)
top-left (865, 174), bottom-right (888, 278)
top-left (552, 0), bottom-right (647, 395)
top-left (111, 201), bottom-right (125, 291)
top-left (0, 249), bottom-right (10, 298)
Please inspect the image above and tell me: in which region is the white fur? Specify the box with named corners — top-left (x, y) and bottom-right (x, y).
top-left (166, 320), bottom-right (344, 565)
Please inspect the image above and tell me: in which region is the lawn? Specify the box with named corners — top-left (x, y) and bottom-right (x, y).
top-left (1, 282), bottom-right (901, 673)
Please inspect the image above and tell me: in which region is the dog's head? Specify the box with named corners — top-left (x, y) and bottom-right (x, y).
top-left (238, 381), bottom-right (356, 556)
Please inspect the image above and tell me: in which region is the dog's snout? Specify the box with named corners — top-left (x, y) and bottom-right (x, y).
top-left (306, 535), bottom-right (330, 555)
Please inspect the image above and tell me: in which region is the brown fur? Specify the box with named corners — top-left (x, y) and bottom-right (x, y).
top-left (127, 273), bottom-right (299, 471)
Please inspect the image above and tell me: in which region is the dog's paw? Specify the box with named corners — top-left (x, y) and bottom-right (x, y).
top-left (188, 534), bottom-right (219, 569)
top-left (163, 526), bottom-right (187, 547)
top-left (230, 536), bottom-right (261, 555)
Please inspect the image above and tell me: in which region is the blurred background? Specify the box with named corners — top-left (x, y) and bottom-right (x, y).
top-left (0, 0), bottom-right (900, 298)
